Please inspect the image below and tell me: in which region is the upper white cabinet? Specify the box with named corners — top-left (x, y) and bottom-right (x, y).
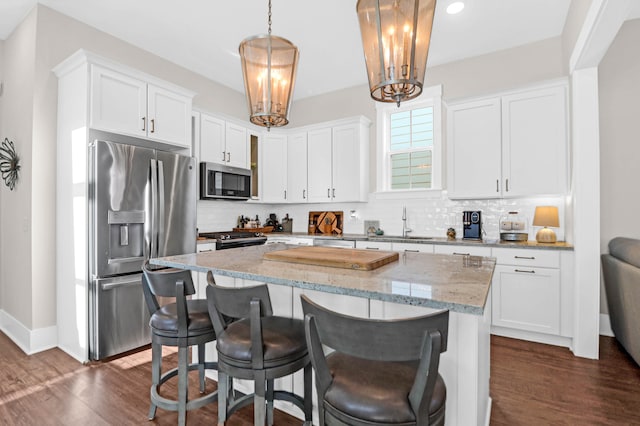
top-left (306, 118), bottom-right (371, 203)
top-left (199, 113), bottom-right (249, 169)
top-left (287, 132), bottom-right (308, 203)
top-left (261, 134), bottom-right (288, 202)
top-left (447, 81), bottom-right (568, 199)
top-left (90, 65), bottom-right (192, 147)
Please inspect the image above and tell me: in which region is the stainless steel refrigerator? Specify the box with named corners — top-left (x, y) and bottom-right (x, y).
top-left (88, 138), bottom-right (196, 360)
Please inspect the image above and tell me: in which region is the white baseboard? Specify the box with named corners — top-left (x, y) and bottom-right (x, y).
top-left (0, 309), bottom-right (58, 355)
top-left (599, 313), bottom-right (614, 337)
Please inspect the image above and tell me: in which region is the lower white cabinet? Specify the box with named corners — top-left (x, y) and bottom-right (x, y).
top-left (491, 248), bottom-right (562, 337)
top-left (355, 240), bottom-right (392, 251)
top-left (433, 244), bottom-right (491, 257)
top-left (392, 242), bottom-right (434, 253)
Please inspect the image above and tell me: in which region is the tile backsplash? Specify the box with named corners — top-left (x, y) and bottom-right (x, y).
top-left (197, 192), bottom-right (567, 242)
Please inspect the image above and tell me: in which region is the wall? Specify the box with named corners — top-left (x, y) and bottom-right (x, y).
top-left (562, 0), bottom-right (594, 71)
top-left (0, 7), bottom-right (36, 330)
top-left (0, 39), bottom-right (4, 311)
top-left (598, 18), bottom-right (640, 313)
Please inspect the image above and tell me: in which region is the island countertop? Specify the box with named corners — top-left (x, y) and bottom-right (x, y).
top-left (150, 243), bottom-right (495, 315)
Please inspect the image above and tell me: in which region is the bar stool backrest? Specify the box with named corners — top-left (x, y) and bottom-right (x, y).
top-left (142, 261), bottom-right (195, 314)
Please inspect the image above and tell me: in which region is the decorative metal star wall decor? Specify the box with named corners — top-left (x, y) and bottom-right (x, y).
top-left (0, 138), bottom-right (20, 191)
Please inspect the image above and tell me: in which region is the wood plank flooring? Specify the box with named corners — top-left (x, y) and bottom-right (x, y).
top-left (1, 332), bottom-right (639, 425)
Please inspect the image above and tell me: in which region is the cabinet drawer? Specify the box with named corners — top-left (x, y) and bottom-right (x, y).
top-left (433, 244), bottom-right (491, 257)
top-left (392, 242), bottom-right (434, 253)
top-left (492, 247), bottom-right (559, 268)
top-left (355, 241), bottom-right (393, 251)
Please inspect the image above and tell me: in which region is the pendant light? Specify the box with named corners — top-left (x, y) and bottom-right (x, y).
top-left (239, 0), bottom-right (299, 129)
top-left (356, 0), bottom-right (437, 106)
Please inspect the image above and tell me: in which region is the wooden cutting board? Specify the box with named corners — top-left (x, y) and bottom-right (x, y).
top-left (263, 246), bottom-right (399, 270)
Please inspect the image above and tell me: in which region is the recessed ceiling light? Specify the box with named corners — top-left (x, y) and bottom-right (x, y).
top-left (446, 2), bottom-right (465, 15)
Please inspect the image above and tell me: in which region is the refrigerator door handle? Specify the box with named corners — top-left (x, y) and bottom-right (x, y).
top-left (149, 159), bottom-right (158, 259)
top-left (157, 160), bottom-right (166, 256)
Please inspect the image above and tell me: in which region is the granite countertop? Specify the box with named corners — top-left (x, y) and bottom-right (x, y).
top-left (262, 232), bottom-right (574, 250)
top-left (151, 243), bottom-right (495, 315)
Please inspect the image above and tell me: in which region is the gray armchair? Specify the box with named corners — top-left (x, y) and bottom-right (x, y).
top-left (601, 237), bottom-right (640, 366)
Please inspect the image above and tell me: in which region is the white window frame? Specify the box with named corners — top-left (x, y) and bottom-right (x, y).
top-left (374, 85), bottom-right (443, 198)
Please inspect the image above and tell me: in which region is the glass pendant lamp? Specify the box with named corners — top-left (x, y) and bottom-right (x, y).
top-left (357, 0), bottom-right (436, 106)
top-left (239, 0), bottom-right (299, 129)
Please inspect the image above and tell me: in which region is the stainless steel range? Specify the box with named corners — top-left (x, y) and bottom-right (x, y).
top-left (199, 231), bottom-right (268, 250)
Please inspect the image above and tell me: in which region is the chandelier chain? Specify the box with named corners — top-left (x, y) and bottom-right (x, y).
top-left (268, 0), bottom-right (272, 34)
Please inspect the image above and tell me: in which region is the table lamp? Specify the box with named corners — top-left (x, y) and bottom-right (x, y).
top-left (533, 206), bottom-right (559, 243)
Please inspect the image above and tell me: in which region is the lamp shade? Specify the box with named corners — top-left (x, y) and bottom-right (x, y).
top-left (356, 0), bottom-right (436, 106)
top-left (533, 206), bottom-right (560, 228)
top-left (239, 34), bottom-right (299, 129)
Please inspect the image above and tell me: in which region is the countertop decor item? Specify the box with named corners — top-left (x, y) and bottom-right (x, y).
top-left (0, 137), bottom-right (20, 191)
top-left (356, 0), bottom-right (436, 106)
top-left (533, 206), bottom-right (559, 243)
top-left (239, 0), bottom-right (299, 129)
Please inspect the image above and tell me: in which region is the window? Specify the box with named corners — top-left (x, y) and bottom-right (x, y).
top-left (376, 85), bottom-right (442, 194)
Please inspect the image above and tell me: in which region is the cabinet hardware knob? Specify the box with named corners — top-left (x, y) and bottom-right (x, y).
top-left (284, 190), bottom-right (287, 200)
top-left (404, 249), bottom-right (419, 253)
top-left (453, 252), bottom-right (470, 256)
top-left (303, 189), bottom-right (306, 199)
top-left (505, 178), bottom-right (509, 192)
top-left (199, 249), bottom-right (213, 253)
top-left (150, 118), bottom-right (155, 133)
top-left (327, 188), bottom-right (330, 198)
top-left (514, 269), bottom-right (535, 274)
top-left (227, 152), bottom-right (231, 162)
top-left (332, 188), bottom-right (335, 198)
top-left (366, 247), bottom-right (380, 250)
top-left (142, 117), bottom-right (146, 131)
top-left (222, 151), bottom-right (226, 162)
top-left (515, 256), bottom-right (535, 260)
top-left (496, 179), bottom-right (499, 192)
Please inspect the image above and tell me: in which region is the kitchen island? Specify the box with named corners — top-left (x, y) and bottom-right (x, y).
top-left (151, 243), bottom-right (495, 426)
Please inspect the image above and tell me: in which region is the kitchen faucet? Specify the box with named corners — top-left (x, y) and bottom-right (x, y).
top-left (402, 206), bottom-right (412, 238)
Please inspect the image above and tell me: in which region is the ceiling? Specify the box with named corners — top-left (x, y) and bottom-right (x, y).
top-left (1, 1), bottom-right (640, 100)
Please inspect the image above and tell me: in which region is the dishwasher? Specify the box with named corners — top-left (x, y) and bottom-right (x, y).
top-left (313, 238), bottom-right (356, 248)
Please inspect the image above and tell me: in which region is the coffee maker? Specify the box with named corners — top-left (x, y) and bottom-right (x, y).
top-left (463, 211), bottom-right (482, 240)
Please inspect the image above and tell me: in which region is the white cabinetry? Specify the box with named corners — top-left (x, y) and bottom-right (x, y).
top-left (491, 248), bottom-right (561, 336)
top-left (447, 81), bottom-right (568, 199)
top-left (287, 132), bottom-right (308, 203)
top-left (199, 113), bottom-right (249, 168)
top-left (261, 134), bottom-right (288, 202)
top-left (90, 65), bottom-right (192, 147)
top-left (392, 242), bottom-right (434, 253)
top-left (433, 244), bottom-right (491, 257)
top-left (306, 118), bottom-right (370, 203)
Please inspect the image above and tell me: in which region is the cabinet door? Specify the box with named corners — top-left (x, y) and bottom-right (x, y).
top-left (501, 85), bottom-right (568, 197)
top-left (332, 124), bottom-right (362, 202)
top-left (200, 114), bottom-right (226, 164)
top-left (492, 265), bottom-right (560, 334)
top-left (147, 84), bottom-right (191, 147)
top-left (306, 128), bottom-right (333, 202)
top-left (261, 134), bottom-right (288, 202)
top-left (447, 98), bottom-right (502, 199)
top-left (90, 66), bottom-right (147, 138)
top-left (287, 132), bottom-right (308, 203)
top-left (225, 122), bottom-right (248, 168)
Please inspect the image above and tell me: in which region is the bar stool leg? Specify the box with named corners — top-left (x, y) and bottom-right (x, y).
top-left (148, 342), bottom-right (161, 420)
top-left (254, 371), bottom-right (267, 426)
top-left (178, 346), bottom-right (189, 426)
top-left (217, 372), bottom-right (229, 425)
top-left (303, 362), bottom-right (313, 423)
top-left (266, 378), bottom-right (274, 426)
top-left (198, 344), bottom-right (206, 393)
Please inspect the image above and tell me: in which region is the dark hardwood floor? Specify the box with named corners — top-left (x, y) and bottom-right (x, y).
top-left (1, 332), bottom-right (639, 425)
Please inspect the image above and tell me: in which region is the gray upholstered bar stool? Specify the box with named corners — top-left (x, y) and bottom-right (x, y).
top-left (141, 261), bottom-right (218, 426)
top-left (301, 295), bottom-right (449, 426)
top-left (206, 272), bottom-right (313, 426)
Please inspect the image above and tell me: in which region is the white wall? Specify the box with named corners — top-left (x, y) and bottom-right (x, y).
top-left (562, 0), bottom-right (594, 71)
top-left (598, 18), bottom-right (640, 313)
top-left (0, 7), bottom-right (36, 329)
top-left (0, 39), bottom-right (4, 311)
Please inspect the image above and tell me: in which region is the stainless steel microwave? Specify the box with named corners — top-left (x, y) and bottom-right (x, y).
top-left (200, 162), bottom-right (251, 200)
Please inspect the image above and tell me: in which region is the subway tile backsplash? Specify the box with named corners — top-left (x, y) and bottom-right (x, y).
top-left (197, 192), bottom-right (567, 242)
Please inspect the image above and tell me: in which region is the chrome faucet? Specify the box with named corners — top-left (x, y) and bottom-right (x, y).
top-left (402, 206), bottom-right (412, 238)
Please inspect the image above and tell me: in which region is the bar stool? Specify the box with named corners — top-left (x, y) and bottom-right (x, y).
top-left (141, 261), bottom-right (218, 426)
top-left (301, 294), bottom-right (449, 426)
top-left (206, 272), bottom-right (313, 426)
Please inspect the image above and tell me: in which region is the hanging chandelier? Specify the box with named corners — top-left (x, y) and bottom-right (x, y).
top-left (239, 0), bottom-right (299, 129)
top-left (356, 0), bottom-right (437, 106)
